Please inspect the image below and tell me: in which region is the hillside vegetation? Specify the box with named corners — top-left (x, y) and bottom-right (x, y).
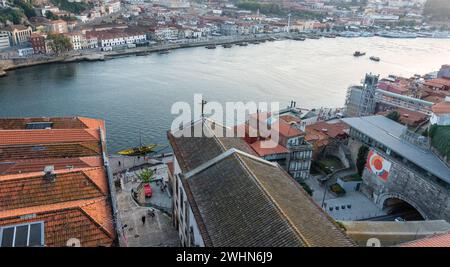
top-left (424, 0), bottom-right (450, 21)
top-left (430, 125), bottom-right (450, 161)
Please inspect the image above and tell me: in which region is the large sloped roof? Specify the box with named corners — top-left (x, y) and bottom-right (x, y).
top-left (168, 119), bottom-right (355, 247)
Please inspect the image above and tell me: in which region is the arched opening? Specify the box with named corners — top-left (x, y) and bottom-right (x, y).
top-left (383, 198), bottom-right (425, 221)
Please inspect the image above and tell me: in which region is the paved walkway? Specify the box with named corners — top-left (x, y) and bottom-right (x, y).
top-left (116, 187), bottom-right (179, 247)
top-left (306, 175), bottom-right (386, 221)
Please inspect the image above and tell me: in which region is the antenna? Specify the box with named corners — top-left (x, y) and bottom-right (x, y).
top-left (201, 99), bottom-right (208, 120)
top-left (256, 109), bottom-right (259, 138)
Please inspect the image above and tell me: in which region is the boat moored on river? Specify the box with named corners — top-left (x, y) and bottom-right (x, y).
top-left (117, 144), bottom-right (159, 156)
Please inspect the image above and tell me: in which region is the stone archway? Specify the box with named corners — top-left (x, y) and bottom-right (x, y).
top-left (377, 193), bottom-right (428, 220)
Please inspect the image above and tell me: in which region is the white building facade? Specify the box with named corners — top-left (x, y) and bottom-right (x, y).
top-left (0, 31), bottom-right (10, 50)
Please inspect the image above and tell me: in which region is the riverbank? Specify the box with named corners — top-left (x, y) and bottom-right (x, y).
top-left (0, 33), bottom-right (288, 77)
top-left (0, 53), bottom-right (105, 76)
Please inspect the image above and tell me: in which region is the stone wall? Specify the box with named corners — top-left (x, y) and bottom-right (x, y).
top-left (361, 153), bottom-right (450, 222)
top-left (323, 141), bottom-right (351, 169)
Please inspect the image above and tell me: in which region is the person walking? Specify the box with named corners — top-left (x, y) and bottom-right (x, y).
top-left (141, 215), bottom-right (146, 225)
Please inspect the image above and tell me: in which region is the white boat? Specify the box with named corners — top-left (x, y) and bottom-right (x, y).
top-left (431, 32), bottom-right (450, 39)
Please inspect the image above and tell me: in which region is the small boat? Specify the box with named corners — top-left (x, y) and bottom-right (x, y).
top-left (117, 144), bottom-right (158, 156)
top-left (353, 51), bottom-right (366, 57)
top-left (370, 56), bottom-right (380, 62)
top-left (293, 36), bottom-right (306, 41)
top-left (205, 45), bottom-right (216, 49)
top-left (222, 44), bottom-right (232, 48)
top-left (136, 51), bottom-right (151, 56)
top-left (158, 50), bottom-right (170, 54)
top-left (268, 37), bottom-right (277, 41)
top-left (308, 35), bottom-right (320, 39)
top-left (237, 42), bottom-right (248, 46)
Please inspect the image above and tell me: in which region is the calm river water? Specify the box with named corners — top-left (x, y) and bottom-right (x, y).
top-left (1, 37), bottom-right (449, 152)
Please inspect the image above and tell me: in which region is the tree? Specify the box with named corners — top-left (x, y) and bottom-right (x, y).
top-left (356, 145), bottom-right (369, 177)
top-left (45, 11), bottom-right (59, 20)
top-left (13, 0), bottom-right (36, 19)
top-left (386, 110), bottom-right (401, 122)
top-left (48, 33), bottom-right (72, 55)
top-left (137, 168), bottom-right (154, 184)
top-left (424, 0), bottom-right (450, 21)
top-left (0, 8), bottom-right (24, 24)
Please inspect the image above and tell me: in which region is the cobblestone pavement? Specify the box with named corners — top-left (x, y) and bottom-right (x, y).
top-left (116, 188), bottom-right (180, 247)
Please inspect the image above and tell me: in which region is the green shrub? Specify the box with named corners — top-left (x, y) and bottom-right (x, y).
top-left (300, 182), bottom-right (313, 196)
top-left (356, 145), bottom-right (369, 177)
top-left (430, 125), bottom-right (450, 159)
top-left (329, 183), bottom-right (346, 196)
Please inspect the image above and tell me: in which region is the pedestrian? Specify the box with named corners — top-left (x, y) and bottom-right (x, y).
top-left (141, 215), bottom-right (146, 225)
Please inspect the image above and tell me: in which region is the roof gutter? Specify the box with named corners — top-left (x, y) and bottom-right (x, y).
top-left (99, 127), bottom-right (124, 247)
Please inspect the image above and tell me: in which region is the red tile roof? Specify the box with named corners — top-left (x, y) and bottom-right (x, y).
top-left (0, 198), bottom-right (115, 247)
top-left (275, 119), bottom-right (304, 138)
top-left (399, 231), bottom-right (450, 247)
top-left (250, 140), bottom-right (289, 157)
top-left (0, 156), bottom-right (102, 175)
top-left (0, 142), bottom-right (101, 161)
top-left (0, 117), bottom-right (115, 247)
top-left (0, 117), bottom-right (101, 130)
top-left (425, 78), bottom-right (450, 89)
top-left (0, 129), bottom-right (100, 146)
top-left (306, 121), bottom-right (348, 139)
top-left (0, 168), bottom-right (108, 211)
top-left (377, 107), bottom-right (428, 126)
top-left (432, 101), bottom-right (450, 115)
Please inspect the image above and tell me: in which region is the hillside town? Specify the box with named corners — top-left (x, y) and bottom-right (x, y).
top-left (0, 63), bottom-right (449, 247)
top-left (0, 0), bottom-right (449, 62)
top-left (0, 0), bottom-right (450, 250)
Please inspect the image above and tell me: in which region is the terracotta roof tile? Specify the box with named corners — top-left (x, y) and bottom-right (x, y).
top-left (0, 168), bottom-right (107, 211)
top-left (0, 142), bottom-right (101, 161)
top-left (432, 101), bottom-right (450, 115)
top-left (0, 156), bottom-right (102, 175)
top-left (0, 198), bottom-right (115, 247)
top-left (0, 117), bottom-right (115, 247)
top-left (306, 121), bottom-right (348, 139)
top-left (0, 117), bottom-right (96, 130)
top-left (399, 231), bottom-right (450, 247)
top-left (250, 140), bottom-right (288, 157)
top-left (0, 129), bottom-right (100, 146)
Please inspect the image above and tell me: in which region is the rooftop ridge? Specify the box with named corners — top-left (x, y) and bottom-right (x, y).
top-left (0, 196), bottom-right (107, 219)
top-left (184, 148), bottom-right (277, 178)
top-left (0, 166), bottom-right (103, 181)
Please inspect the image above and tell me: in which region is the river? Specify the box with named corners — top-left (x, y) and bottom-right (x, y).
top-left (1, 37), bottom-right (449, 153)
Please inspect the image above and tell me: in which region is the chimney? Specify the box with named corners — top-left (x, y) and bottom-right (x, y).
top-left (300, 121), bottom-right (306, 132)
top-left (44, 165), bottom-right (56, 182)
